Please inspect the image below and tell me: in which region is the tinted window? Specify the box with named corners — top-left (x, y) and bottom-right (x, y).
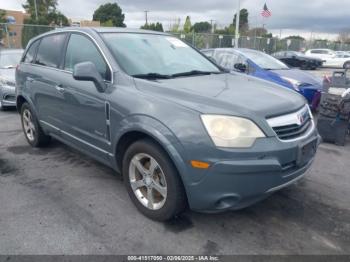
top-left (64, 34), bottom-right (110, 80)
top-left (35, 34), bottom-right (66, 68)
top-left (240, 49), bottom-right (289, 70)
top-left (311, 50), bottom-right (329, 54)
top-left (23, 40), bottom-right (39, 63)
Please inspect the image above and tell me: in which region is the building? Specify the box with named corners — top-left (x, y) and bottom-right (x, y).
top-left (69, 19), bottom-right (100, 27)
top-left (1, 10), bottom-right (30, 48)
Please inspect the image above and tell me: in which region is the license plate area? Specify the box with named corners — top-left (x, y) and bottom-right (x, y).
top-left (297, 138), bottom-right (318, 167)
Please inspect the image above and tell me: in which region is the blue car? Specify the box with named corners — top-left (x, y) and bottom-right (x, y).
top-left (202, 48), bottom-right (322, 110)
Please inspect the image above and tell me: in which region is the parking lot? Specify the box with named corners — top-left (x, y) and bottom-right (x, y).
top-left (0, 68), bottom-right (350, 255)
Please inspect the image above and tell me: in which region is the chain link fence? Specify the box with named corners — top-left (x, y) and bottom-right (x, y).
top-left (0, 23), bottom-right (55, 50)
top-left (1, 23), bottom-right (350, 54)
top-left (172, 32), bottom-right (350, 53)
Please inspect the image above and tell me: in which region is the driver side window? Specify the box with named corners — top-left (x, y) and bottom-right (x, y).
top-left (64, 33), bottom-right (111, 81)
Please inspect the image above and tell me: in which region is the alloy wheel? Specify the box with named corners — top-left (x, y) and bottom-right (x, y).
top-left (128, 153), bottom-right (167, 210)
top-left (22, 109), bottom-right (36, 142)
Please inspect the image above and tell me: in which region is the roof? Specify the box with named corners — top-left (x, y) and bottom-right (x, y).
top-left (55, 26), bottom-right (170, 35)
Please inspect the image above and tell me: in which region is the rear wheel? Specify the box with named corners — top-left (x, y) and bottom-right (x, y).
top-left (20, 102), bottom-right (51, 147)
top-left (122, 139), bottom-right (187, 221)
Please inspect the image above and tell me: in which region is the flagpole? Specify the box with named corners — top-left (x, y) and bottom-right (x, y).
top-left (234, 0), bottom-right (240, 48)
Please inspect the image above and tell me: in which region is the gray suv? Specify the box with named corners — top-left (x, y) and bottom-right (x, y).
top-left (16, 28), bottom-right (320, 221)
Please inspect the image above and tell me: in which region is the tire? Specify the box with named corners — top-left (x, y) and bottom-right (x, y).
top-left (20, 102), bottom-right (51, 147)
top-left (343, 61), bottom-right (350, 69)
top-left (122, 139), bottom-right (187, 221)
top-left (300, 62), bottom-right (309, 70)
top-left (0, 101), bottom-right (6, 111)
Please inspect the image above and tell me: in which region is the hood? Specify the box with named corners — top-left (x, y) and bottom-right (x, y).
top-left (134, 73), bottom-right (306, 118)
top-left (270, 68), bottom-right (322, 89)
top-left (0, 68), bottom-right (16, 83)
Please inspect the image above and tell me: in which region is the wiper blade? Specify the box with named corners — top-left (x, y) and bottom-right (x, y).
top-left (132, 73), bottom-right (172, 79)
top-left (171, 70), bottom-right (220, 78)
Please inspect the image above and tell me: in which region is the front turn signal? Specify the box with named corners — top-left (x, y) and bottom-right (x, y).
top-left (191, 160), bottom-right (210, 169)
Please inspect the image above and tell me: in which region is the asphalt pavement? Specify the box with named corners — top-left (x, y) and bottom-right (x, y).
top-left (0, 71), bottom-right (350, 254)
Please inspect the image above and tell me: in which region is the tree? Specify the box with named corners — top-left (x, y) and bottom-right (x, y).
top-left (23, 0), bottom-right (58, 19)
top-left (338, 29), bottom-right (350, 44)
top-left (141, 22), bottom-right (164, 32)
top-left (169, 18), bottom-right (181, 33)
top-left (93, 3), bottom-right (126, 27)
top-left (215, 25), bottom-right (235, 35)
top-left (247, 27), bottom-right (272, 38)
top-left (232, 8), bottom-right (249, 34)
top-left (101, 19), bottom-right (114, 27)
top-left (183, 16), bottom-right (192, 33)
top-left (191, 21), bottom-right (211, 33)
top-left (285, 35), bottom-right (305, 41)
top-left (0, 9), bottom-right (6, 43)
top-left (21, 0), bottom-right (69, 47)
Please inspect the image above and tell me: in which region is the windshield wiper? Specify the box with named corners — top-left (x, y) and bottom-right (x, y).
top-left (132, 73), bottom-right (172, 79)
top-left (171, 70), bottom-right (221, 78)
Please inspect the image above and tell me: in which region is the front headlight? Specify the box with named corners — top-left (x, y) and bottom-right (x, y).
top-left (201, 115), bottom-right (265, 148)
top-left (281, 76), bottom-right (302, 91)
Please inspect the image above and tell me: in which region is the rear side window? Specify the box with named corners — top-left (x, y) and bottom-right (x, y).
top-left (35, 34), bottom-right (66, 68)
top-left (23, 40), bottom-right (40, 63)
top-left (64, 33), bottom-right (111, 81)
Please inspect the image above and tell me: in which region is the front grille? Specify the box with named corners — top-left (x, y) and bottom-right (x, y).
top-left (267, 105), bottom-right (313, 141)
top-left (273, 117), bottom-right (312, 140)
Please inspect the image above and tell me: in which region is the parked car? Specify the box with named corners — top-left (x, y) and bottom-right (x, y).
top-left (305, 49), bottom-right (350, 68)
top-left (305, 49), bottom-right (335, 60)
top-left (0, 49), bottom-right (23, 110)
top-left (16, 28), bottom-right (320, 221)
top-left (272, 51), bottom-right (323, 70)
top-left (202, 48), bottom-right (322, 110)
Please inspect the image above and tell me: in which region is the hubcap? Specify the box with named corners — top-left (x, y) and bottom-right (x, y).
top-left (129, 153), bottom-right (167, 210)
top-left (22, 109), bottom-right (36, 142)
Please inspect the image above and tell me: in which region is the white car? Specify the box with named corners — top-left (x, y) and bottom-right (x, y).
top-left (305, 49), bottom-right (350, 68)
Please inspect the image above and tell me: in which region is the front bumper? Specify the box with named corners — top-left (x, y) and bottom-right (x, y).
top-left (0, 85), bottom-right (16, 107)
top-left (185, 130), bottom-right (320, 212)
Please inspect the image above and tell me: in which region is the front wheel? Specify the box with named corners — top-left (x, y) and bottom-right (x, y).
top-left (122, 139), bottom-right (187, 221)
top-left (343, 61), bottom-right (350, 69)
top-left (0, 100), bottom-right (7, 111)
top-left (20, 102), bottom-right (51, 147)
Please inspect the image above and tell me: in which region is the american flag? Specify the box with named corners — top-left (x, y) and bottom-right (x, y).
top-left (261, 3), bottom-right (271, 18)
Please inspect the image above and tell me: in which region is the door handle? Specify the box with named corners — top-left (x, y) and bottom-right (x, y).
top-left (55, 84), bottom-right (65, 92)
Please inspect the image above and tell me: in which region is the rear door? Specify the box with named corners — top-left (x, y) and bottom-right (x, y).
top-left (27, 33), bottom-right (68, 133)
top-left (57, 33), bottom-right (112, 157)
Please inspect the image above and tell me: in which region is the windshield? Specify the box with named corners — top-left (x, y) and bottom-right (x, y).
top-left (0, 51), bottom-right (23, 68)
top-left (101, 33), bottom-right (220, 76)
top-left (240, 49), bottom-right (289, 70)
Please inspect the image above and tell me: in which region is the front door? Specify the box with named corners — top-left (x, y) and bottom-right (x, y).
top-left (58, 33), bottom-right (112, 158)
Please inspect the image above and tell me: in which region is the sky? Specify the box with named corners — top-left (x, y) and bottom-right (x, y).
top-left (1, 0), bottom-right (349, 39)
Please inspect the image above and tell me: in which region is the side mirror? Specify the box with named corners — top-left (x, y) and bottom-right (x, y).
top-left (234, 63), bottom-right (247, 73)
top-left (73, 62), bottom-right (107, 92)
